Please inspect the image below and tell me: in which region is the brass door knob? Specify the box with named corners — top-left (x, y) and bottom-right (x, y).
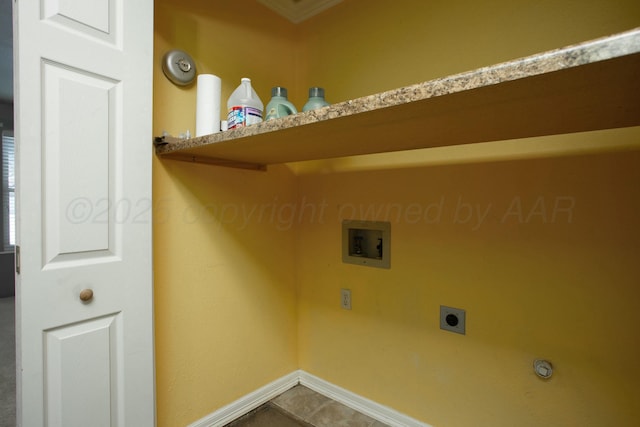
top-left (79, 289), bottom-right (94, 302)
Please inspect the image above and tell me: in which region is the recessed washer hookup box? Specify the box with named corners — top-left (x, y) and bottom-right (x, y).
top-left (342, 220), bottom-right (390, 269)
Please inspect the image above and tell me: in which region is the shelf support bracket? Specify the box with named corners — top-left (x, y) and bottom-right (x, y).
top-left (158, 152), bottom-right (267, 171)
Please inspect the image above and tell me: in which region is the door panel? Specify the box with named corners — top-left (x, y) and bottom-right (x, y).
top-left (43, 0), bottom-right (117, 44)
top-left (42, 61), bottom-right (116, 262)
top-left (14, 0), bottom-right (154, 425)
top-left (44, 313), bottom-right (122, 427)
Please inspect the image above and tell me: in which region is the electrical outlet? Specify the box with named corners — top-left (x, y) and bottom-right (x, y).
top-left (440, 305), bottom-right (465, 334)
top-left (341, 288), bottom-right (352, 310)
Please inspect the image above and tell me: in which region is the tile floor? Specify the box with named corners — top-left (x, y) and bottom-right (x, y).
top-left (225, 385), bottom-right (390, 427)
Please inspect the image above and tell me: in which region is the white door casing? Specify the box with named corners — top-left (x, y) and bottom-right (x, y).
top-left (13, 0), bottom-right (155, 426)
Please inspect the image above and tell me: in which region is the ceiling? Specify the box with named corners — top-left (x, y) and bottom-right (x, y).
top-left (0, 0), bottom-right (12, 103)
top-left (256, 0), bottom-right (342, 24)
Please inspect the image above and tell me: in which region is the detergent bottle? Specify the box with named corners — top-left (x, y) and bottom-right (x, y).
top-left (302, 87), bottom-right (330, 111)
top-left (265, 86), bottom-right (298, 120)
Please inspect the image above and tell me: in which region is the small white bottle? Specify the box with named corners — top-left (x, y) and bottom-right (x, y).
top-left (227, 78), bottom-right (264, 129)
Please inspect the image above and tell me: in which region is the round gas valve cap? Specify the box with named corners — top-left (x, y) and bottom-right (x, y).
top-left (533, 359), bottom-right (553, 379)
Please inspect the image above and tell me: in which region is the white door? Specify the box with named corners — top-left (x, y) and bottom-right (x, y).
top-left (13, 0), bottom-right (155, 426)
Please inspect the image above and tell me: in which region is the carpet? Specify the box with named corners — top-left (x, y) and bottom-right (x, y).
top-left (0, 297), bottom-right (16, 427)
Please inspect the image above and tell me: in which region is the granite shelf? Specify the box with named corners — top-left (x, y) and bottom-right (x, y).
top-left (154, 28), bottom-right (640, 171)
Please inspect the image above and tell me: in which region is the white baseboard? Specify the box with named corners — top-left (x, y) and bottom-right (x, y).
top-left (186, 371), bottom-right (299, 427)
top-left (186, 369), bottom-right (432, 427)
top-left (298, 371), bottom-right (432, 427)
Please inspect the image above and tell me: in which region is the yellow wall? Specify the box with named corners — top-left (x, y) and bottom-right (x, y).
top-left (296, 148), bottom-right (640, 426)
top-left (153, 0), bottom-right (640, 426)
top-left (153, 1), bottom-right (299, 425)
top-left (297, 0), bottom-right (640, 102)
top-left (295, 1), bottom-right (640, 426)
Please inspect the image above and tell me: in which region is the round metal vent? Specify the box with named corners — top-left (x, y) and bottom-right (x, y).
top-left (162, 49), bottom-right (196, 86)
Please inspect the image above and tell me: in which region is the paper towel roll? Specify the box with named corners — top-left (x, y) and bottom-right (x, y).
top-left (196, 74), bottom-right (222, 137)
